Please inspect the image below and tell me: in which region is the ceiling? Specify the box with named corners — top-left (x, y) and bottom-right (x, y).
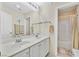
top-left (2, 2), bottom-right (71, 14)
top-left (2, 2), bottom-right (35, 14)
top-left (2, 2), bottom-right (47, 14)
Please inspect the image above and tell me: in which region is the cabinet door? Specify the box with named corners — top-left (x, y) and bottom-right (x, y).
top-left (30, 39), bottom-right (49, 57)
top-left (39, 41), bottom-right (45, 57)
top-left (12, 48), bottom-right (29, 57)
top-left (44, 38), bottom-right (49, 55)
top-left (30, 43), bottom-right (40, 57)
top-left (40, 39), bottom-right (49, 57)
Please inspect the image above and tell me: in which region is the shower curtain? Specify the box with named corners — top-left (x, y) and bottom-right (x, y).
top-left (72, 15), bottom-right (79, 49)
top-left (58, 15), bottom-right (79, 50)
top-left (58, 16), bottom-right (73, 50)
top-left (72, 6), bottom-right (79, 49)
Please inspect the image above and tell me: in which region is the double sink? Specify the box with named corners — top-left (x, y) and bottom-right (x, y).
top-left (13, 34), bottom-right (41, 47)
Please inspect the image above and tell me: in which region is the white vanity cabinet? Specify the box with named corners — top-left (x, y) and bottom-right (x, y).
top-left (12, 48), bottom-right (29, 57)
top-left (30, 38), bottom-right (49, 57)
top-left (1, 36), bottom-right (49, 57)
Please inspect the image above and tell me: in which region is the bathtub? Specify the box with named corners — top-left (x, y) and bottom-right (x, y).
top-left (58, 48), bottom-right (72, 57)
top-left (72, 49), bottom-right (79, 57)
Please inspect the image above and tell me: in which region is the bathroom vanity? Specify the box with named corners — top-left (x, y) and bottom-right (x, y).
top-left (1, 34), bottom-right (49, 57)
top-left (0, 4), bottom-right (50, 57)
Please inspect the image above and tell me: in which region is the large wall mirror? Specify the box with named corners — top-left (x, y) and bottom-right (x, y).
top-left (14, 16), bottom-right (30, 36)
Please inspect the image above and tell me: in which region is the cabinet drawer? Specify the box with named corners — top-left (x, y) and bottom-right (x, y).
top-left (12, 48), bottom-right (29, 57)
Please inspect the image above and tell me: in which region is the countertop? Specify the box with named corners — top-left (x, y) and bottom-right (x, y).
top-left (1, 34), bottom-right (49, 57)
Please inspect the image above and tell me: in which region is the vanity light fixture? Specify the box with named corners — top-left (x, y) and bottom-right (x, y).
top-left (28, 2), bottom-right (38, 9)
top-left (16, 4), bottom-right (21, 11)
top-left (16, 4), bottom-right (20, 8)
top-left (27, 2), bottom-right (39, 11)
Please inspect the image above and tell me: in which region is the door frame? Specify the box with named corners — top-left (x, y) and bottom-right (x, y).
top-left (56, 2), bottom-right (79, 56)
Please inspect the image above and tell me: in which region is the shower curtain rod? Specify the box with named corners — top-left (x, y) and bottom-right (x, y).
top-left (32, 21), bottom-right (51, 25)
top-left (58, 14), bottom-right (77, 18)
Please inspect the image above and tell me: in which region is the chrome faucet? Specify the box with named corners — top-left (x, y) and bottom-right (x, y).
top-left (16, 38), bottom-right (22, 43)
top-left (15, 35), bottom-right (22, 43)
top-left (35, 33), bottom-right (40, 37)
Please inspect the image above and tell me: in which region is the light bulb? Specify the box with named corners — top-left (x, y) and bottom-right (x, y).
top-left (16, 4), bottom-right (20, 9)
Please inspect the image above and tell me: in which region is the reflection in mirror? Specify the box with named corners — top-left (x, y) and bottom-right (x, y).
top-left (14, 24), bottom-right (20, 35)
top-left (14, 17), bottom-right (30, 36)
